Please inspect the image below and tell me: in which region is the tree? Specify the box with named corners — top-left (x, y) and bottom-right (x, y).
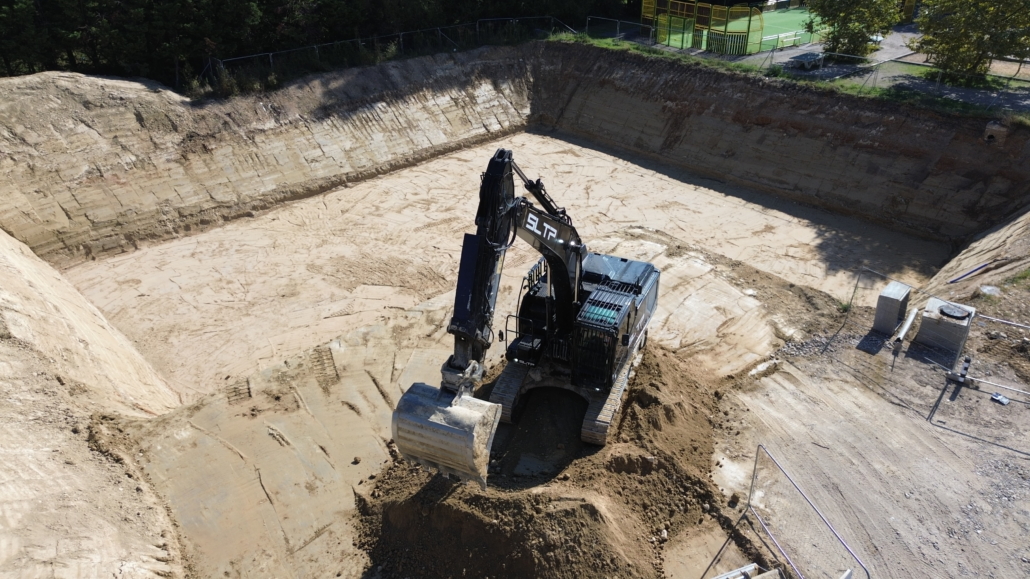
top-left (0, 0), bottom-right (42, 75)
top-left (915, 0), bottom-right (1030, 76)
top-left (805, 0), bottom-right (899, 56)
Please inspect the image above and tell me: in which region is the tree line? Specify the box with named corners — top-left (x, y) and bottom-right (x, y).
top-left (0, 0), bottom-right (637, 86)
top-left (807, 0), bottom-right (1030, 77)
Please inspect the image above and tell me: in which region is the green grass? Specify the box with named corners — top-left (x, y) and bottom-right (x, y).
top-left (1006, 113), bottom-right (1030, 129)
top-left (1007, 268), bottom-right (1030, 286)
top-left (826, 76), bottom-right (996, 115)
top-left (878, 61), bottom-right (1030, 90)
top-left (563, 34), bottom-right (763, 74)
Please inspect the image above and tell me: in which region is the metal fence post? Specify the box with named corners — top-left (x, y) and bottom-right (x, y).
top-left (745, 10), bottom-right (752, 55)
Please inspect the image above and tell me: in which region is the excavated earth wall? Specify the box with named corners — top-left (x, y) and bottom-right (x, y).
top-left (2, 43), bottom-right (1029, 268)
top-left (527, 43), bottom-right (1030, 242)
top-left (0, 48), bottom-right (530, 266)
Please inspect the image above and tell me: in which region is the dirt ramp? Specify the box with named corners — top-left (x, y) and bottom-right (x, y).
top-left (359, 348), bottom-right (740, 578)
top-left (924, 206), bottom-right (1030, 299)
top-left (0, 229), bottom-right (177, 414)
top-left (0, 226), bottom-right (183, 575)
top-left (361, 465), bottom-right (655, 578)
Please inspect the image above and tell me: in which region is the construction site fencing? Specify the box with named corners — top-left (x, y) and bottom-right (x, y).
top-left (746, 50), bottom-right (1030, 114)
top-left (745, 445), bottom-right (871, 579)
top-left (584, 17), bottom-right (656, 45)
top-left (204, 17), bottom-right (576, 96)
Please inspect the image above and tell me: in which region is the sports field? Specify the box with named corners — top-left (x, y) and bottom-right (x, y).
top-left (658, 7), bottom-right (812, 52)
top-left (759, 7), bottom-right (811, 37)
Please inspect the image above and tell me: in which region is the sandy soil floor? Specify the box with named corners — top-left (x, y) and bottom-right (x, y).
top-left (58, 132), bottom-right (989, 578)
top-left (714, 306), bottom-right (1030, 578)
top-left (64, 132), bottom-right (949, 402)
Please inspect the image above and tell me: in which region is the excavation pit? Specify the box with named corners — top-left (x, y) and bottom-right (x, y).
top-left (2, 41), bottom-right (1029, 579)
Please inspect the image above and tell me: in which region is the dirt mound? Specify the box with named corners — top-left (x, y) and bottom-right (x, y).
top-left (357, 348), bottom-right (731, 578)
top-left (358, 464), bottom-right (648, 578)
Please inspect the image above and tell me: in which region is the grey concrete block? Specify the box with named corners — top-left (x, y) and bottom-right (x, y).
top-left (873, 281), bottom-right (911, 334)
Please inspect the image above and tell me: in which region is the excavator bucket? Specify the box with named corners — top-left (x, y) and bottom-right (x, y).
top-left (391, 383), bottom-right (502, 489)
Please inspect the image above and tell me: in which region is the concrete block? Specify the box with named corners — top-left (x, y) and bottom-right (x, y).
top-left (873, 281), bottom-right (911, 334)
top-left (914, 298), bottom-right (975, 356)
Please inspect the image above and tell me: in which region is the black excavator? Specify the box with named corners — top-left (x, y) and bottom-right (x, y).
top-left (392, 149), bottom-right (660, 488)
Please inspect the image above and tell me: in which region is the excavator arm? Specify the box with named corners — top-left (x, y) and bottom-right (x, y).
top-left (442, 150), bottom-right (519, 391)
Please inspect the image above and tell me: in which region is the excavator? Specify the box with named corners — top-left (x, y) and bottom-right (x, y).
top-left (392, 149), bottom-right (660, 488)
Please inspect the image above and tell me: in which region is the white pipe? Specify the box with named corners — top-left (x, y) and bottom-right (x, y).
top-left (895, 308), bottom-right (920, 343)
top-left (969, 377), bottom-right (1030, 398)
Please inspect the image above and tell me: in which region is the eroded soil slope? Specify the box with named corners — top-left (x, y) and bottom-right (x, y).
top-left (4, 42), bottom-right (1029, 272)
top-left (0, 229), bottom-right (183, 577)
top-left (530, 42), bottom-right (1030, 240)
top-left (0, 47), bottom-right (528, 265)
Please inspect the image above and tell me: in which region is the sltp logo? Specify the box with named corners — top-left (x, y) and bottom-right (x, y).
top-left (525, 212), bottom-right (558, 241)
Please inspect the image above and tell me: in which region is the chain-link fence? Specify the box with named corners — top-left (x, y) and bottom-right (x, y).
top-left (202, 17), bottom-right (576, 97)
top-left (199, 11), bottom-right (1030, 115)
top-left (584, 17), bottom-right (656, 45)
top-left (743, 50), bottom-right (1030, 114)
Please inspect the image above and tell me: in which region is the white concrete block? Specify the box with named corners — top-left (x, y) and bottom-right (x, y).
top-left (914, 298), bottom-right (975, 356)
